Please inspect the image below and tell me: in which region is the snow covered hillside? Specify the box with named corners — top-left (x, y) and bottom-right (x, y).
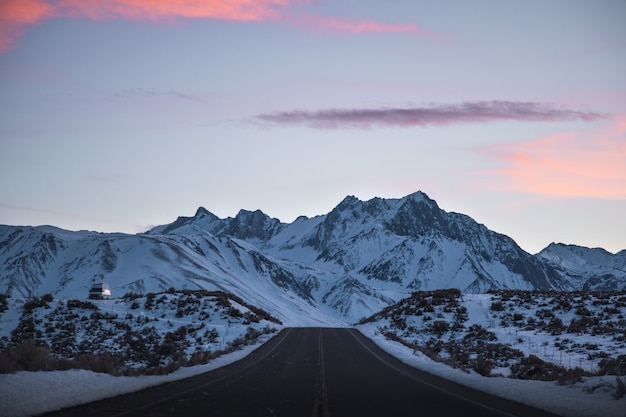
top-left (359, 289), bottom-right (626, 376)
top-left (0, 290), bottom-right (280, 374)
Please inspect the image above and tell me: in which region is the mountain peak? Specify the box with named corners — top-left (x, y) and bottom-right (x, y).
top-left (336, 195), bottom-right (360, 209)
top-left (227, 209), bottom-right (283, 241)
top-left (146, 206), bottom-right (218, 234)
top-left (401, 190), bottom-right (437, 208)
top-left (405, 190), bottom-right (428, 199)
top-left (188, 206), bottom-right (219, 224)
top-left (235, 208), bottom-right (267, 218)
top-left (195, 206), bottom-right (209, 216)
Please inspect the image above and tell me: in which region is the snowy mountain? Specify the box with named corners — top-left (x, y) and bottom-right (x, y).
top-left (537, 243), bottom-right (626, 291)
top-left (0, 224), bottom-right (337, 326)
top-left (1, 191), bottom-right (624, 323)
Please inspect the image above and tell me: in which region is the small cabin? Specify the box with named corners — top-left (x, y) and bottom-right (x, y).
top-left (88, 283), bottom-right (111, 300)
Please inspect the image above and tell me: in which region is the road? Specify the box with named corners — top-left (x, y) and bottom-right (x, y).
top-left (42, 328), bottom-right (559, 417)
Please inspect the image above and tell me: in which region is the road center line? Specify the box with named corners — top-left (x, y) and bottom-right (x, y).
top-left (312, 328), bottom-right (330, 417)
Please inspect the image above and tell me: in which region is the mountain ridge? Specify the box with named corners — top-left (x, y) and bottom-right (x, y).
top-left (1, 191), bottom-right (624, 324)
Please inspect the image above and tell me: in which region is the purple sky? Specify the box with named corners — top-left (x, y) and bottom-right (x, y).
top-left (1, 0), bottom-right (625, 253)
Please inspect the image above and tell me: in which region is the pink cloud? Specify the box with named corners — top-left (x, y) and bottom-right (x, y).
top-left (256, 101), bottom-right (605, 129)
top-left (481, 115), bottom-right (626, 199)
top-left (280, 13), bottom-right (441, 38)
top-left (0, 0), bottom-right (433, 53)
top-left (0, 0), bottom-right (289, 52)
top-left (0, 0), bottom-right (56, 52)
top-left (53, 0), bottom-right (288, 22)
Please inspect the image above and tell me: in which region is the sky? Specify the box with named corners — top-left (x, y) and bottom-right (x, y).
top-left (0, 0), bottom-right (625, 254)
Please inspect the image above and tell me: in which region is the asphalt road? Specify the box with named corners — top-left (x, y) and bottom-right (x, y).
top-left (41, 328), bottom-right (560, 417)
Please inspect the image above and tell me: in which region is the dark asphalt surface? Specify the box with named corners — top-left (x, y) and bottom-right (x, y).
top-left (41, 328), bottom-right (560, 417)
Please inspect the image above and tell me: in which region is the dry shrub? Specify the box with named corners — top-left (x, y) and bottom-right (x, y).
top-left (473, 357), bottom-right (493, 376)
top-left (75, 354), bottom-right (122, 375)
top-left (0, 340), bottom-right (53, 373)
top-left (511, 354), bottom-right (586, 384)
top-left (598, 354), bottom-right (626, 376)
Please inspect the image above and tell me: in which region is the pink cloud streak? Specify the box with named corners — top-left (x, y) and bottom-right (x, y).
top-left (279, 13), bottom-right (439, 37)
top-left (50, 0), bottom-right (288, 22)
top-left (256, 101), bottom-right (605, 129)
top-left (481, 115), bottom-right (626, 199)
top-left (0, 0), bottom-right (431, 53)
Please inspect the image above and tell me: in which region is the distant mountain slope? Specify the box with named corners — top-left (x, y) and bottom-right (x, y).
top-left (0, 224), bottom-right (339, 326)
top-left (537, 243), bottom-right (626, 291)
top-left (1, 191), bottom-right (624, 323)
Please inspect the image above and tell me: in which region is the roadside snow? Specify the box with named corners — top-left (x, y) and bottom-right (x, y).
top-left (358, 323), bottom-right (624, 417)
top-left (0, 336), bottom-right (272, 417)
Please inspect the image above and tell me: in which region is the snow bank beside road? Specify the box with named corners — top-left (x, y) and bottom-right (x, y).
top-left (0, 338), bottom-right (271, 417)
top-left (358, 324), bottom-right (624, 417)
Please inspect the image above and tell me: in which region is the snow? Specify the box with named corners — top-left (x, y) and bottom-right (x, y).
top-left (33, 226), bottom-right (100, 241)
top-left (358, 324), bottom-right (624, 417)
top-left (538, 243), bottom-right (626, 290)
top-left (1, 328), bottom-right (623, 417)
top-left (0, 338), bottom-right (271, 417)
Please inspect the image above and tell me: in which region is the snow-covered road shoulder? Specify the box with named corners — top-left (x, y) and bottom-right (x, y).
top-left (0, 334), bottom-right (274, 417)
top-left (357, 323), bottom-right (624, 417)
